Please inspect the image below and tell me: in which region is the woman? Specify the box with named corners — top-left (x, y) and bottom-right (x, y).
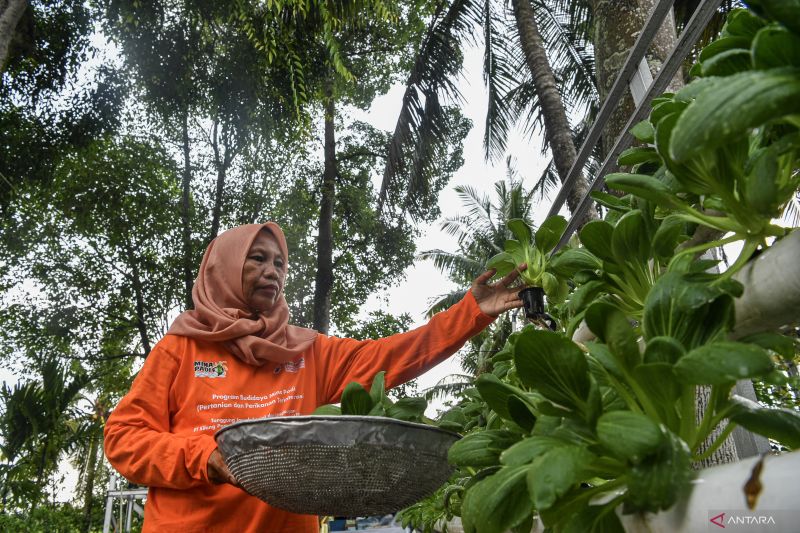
top-left (104, 222), bottom-right (526, 532)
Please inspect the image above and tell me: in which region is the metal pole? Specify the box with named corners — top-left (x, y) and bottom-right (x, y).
top-left (545, 0), bottom-right (676, 220)
top-left (125, 495), bottom-right (134, 532)
top-left (552, 0), bottom-right (725, 253)
top-left (102, 475), bottom-right (116, 533)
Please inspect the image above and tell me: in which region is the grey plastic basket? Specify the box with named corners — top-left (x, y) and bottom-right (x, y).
top-left (214, 415), bottom-right (460, 516)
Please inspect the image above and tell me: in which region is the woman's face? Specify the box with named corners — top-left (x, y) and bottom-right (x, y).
top-left (242, 230), bottom-right (286, 314)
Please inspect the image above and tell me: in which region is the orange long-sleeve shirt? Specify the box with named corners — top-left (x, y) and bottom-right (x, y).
top-left (104, 291), bottom-right (494, 532)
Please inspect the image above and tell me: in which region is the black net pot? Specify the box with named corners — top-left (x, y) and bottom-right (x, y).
top-left (518, 287), bottom-right (546, 317)
top-left (518, 287), bottom-right (557, 330)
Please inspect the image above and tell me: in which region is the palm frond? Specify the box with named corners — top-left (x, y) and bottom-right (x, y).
top-left (417, 250), bottom-right (484, 280)
top-left (425, 289), bottom-right (469, 317)
top-left (533, 0), bottom-right (597, 112)
top-left (423, 373), bottom-right (475, 401)
top-left (530, 159), bottom-right (561, 201)
top-left (483, 2), bottom-right (522, 162)
top-left (378, 0), bottom-right (482, 214)
top-left (782, 193), bottom-right (800, 228)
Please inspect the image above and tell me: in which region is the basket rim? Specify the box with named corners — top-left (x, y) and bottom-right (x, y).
top-left (214, 414), bottom-right (461, 440)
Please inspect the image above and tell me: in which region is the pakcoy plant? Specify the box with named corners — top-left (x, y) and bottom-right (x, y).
top-left (486, 216), bottom-right (574, 327)
top-left (550, 5), bottom-right (800, 331)
top-left (547, 203), bottom-right (688, 332)
top-left (313, 371), bottom-right (429, 422)
top-left (605, 7), bottom-right (800, 278)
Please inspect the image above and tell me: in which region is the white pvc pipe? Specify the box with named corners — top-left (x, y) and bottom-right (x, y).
top-left (731, 230), bottom-right (800, 338)
top-left (613, 451), bottom-right (800, 532)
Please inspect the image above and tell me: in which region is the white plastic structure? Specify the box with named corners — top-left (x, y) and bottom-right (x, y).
top-left (101, 473), bottom-right (147, 533)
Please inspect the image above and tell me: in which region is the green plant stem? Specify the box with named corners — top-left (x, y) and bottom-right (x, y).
top-left (603, 372), bottom-right (643, 415)
top-left (668, 234), bottom-right (742, 270)
top-left (714, 238), bottom-right (760, 282)
top-left (692, 422), bottom-right (737, 463)
top-left (675, 207), bottom-right (742, 233)
top-left (692, 386), bottom-right (721, 453)
top-left (679, 385), bottom-right (697, 444)
top-left (624, 369), bottom-right (664, 424)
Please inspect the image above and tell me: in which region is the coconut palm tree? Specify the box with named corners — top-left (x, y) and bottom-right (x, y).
top-left (379, 0), bottom-right (599, 223)
top-left (418, 162), bottom-right (534, 399)
top-left (0, 357), bottom-right (88, 508)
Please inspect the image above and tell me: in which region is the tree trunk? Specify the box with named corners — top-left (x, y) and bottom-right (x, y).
top-left (81, 433), bottom-right (100, 533)
top-left (511, 0), bottom-right (596, 225)
top-left (0, 0), bottom-right (27, 72)
top-left (123, 236), bottom-right (152, 357)
top-left (313, 79), bottom-right (336, 334)
top-left (591, 0), bottom-right (684, 156)
top-left (694, 386), bottom-right (739, 469)
top-left (180, 111), bottom-right (194, 310)
top-left (208, 118), bottom-right (227, 244)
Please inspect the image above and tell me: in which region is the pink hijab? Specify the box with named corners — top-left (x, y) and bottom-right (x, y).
top-left (168, 223), bottom-right (318, 365)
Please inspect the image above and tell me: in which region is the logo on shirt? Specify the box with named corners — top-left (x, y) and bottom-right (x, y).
top-left (194, 360), bottom-right (228, 378)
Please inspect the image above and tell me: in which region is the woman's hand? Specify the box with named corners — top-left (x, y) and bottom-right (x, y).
top-left (207, 448), bottom-right (239, 486)
top-left (471, 264), bottom-right (528, 317)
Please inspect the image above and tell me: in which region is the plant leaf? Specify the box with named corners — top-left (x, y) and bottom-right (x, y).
top-left (514, 330), bottom-right (591, 414)
top-left (597, 411), bottom-right (664, 463)
top-left (461, 466), bottom-right (530, 533)
top-left (652, 215), bottom-right (687, 260)
top-left (611, 209), bottom-right (651, 275)
top-left (340, 381), bottom-right (374, 415)
top-left (585, 302), bottom-right (641, 370)
top-left (630, 120), bottom-right (655, 143)
top-left (549, 249), bottom-right (602, 277)
top-left (739, 332), bottom-right (798, 359)
top-left (501, 436), bottom-right (568, 467)
top-left (487, 252), bottom-right (516, 276)
top-left (448, 430), bottom-right (520, 467)
top-left (728, 396), bottom-right (800, 448)
top-left (560, 503), bottom-right (626, 533)
top-left (742, 0), bottom-right (799, 34)
top-left (605, 173), bottom-right (677, 208)
top-left (632, 363), bottom-right (681, 413)
top-left (507, 395), bottom-right (538, 432)
top-left (643, 272), bottom-right (739, 350)
top-left (369, 371), bottom-right (386, 404)
top-left (670, 68), bottom-right (800, 162)
top-left (627, 430), bottom-right (691, 512)
top-left (579, 221), bottom-right (615, 262)
top-left (312, 404), bottom-right (342, 415)
top-left (674, 341), bottom-right (774, 384)
top-left (752, 25), bottom-right (800, 69)
top-left (476, 373), bottom-right (530, 422)
top-left (527, 445), bottom-right (594, 510)
top-left (618, 147), bottom-right (661, 167)
top-left (535, 215), bottom-right (568, 253)
top-left (701, 48), bottom-right (753, 76)
top-left (643, 336), bottom-right (685, 365)
top-left (507, 218), bottom-right (533, 245)
top-left (386, 396), bottom-right (427, 421)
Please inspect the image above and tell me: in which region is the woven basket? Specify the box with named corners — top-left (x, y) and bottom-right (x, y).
top-left (215, 415), bottom-right (459, 516)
